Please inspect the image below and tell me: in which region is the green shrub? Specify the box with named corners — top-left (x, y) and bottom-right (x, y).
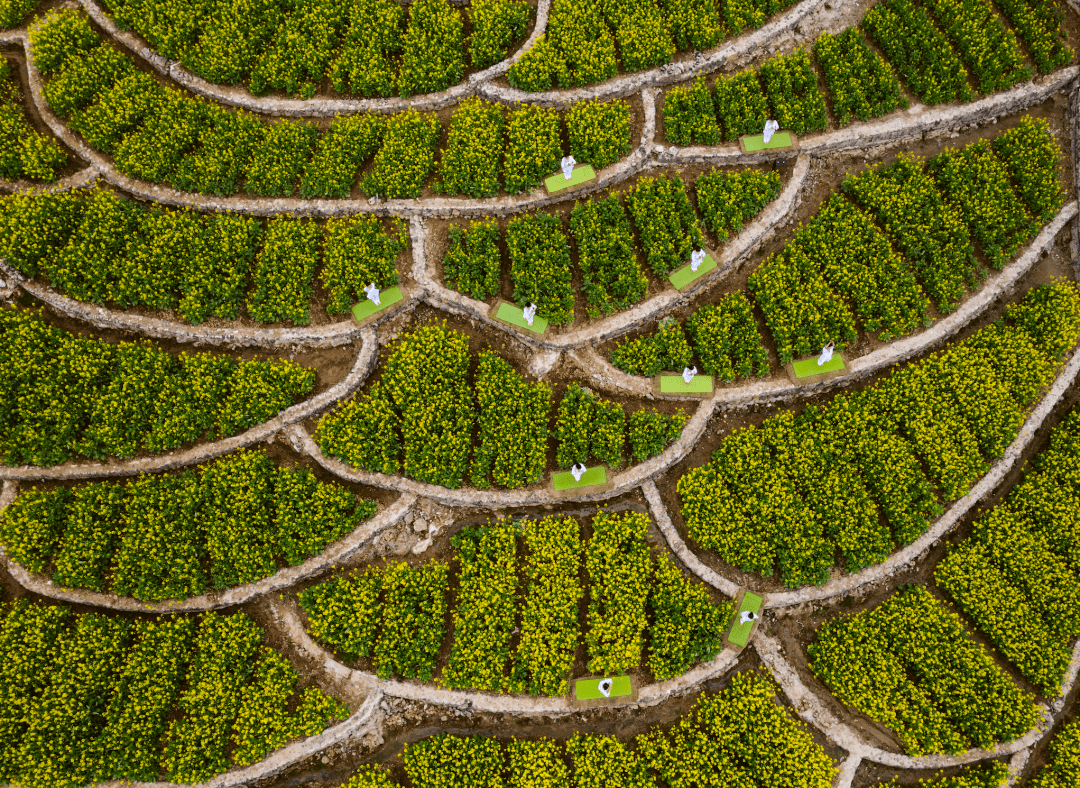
top-left (322, 214), bottom-right (407, 313)
top-left (442, 219), bottom-right (502, 301)
top-left (362, 109), bottom-right (440, 198)
top-left (663, 77), bottom-right (720, 146)
top-left (435, 98), bottom-right (505, 198)
top-left (565, 98), bottom-right (631, 168)
top-left (469, 0), bottom-right (532, 69)
top-left (503, 105), bottom-right (562, 194)
top-left (694, 168), bottom-right (782, 240)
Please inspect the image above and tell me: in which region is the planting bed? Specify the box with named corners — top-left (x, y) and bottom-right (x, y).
top-left (0, 0), bottom-right (1079, 787)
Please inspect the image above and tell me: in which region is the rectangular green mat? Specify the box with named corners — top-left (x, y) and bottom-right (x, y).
top-left (792, 355), bottom-right (845, 378)
top-left (742, 132), bottom-right (793, 151)
top-left (552, 465), bottom-right (607, 491)
top-left (545, 164), bottom-right (597, 194)
top-left (575, 675), bottom-right (632, 700)
top-left (496, 301), bottom-right (549, 334)
top-left (668, 254), bottom-right (717, 290)
top-left (727, 591), bottom-right (764, 648)
top-left (659, 374), bottom-right (713, 394)
top-left (352, 286), bottom-right (403, 322)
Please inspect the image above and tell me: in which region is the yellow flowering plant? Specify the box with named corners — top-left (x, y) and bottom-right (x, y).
top-left (245, 121), bottom-right (317, 197)
top-left (441, 520), bottom-right (518, 691)
top-left (585, 509), bottom-right (653, 675)
top-left (510, 515), bottom-right (583, 696)
top-left (814, 27), bottom-right (907, 125)
top-left (862, 0), bottom-right (975, 105)
top-left (637, 669), bottom-right (837, 788)
top-left (470, 351), bottom-right (551, 489)
top-left (663, 76), bottom-right (721, 146)
top-left (506, 212), bottom-right (575, 324)
top-left (441, 219), bottom-right (502, 301)
top-left (713, 69), bottom-right (769, 139)
top-left (808, 585), bottom-right (1039, 755)
top-left (611, 317), bottom-right (693, 377)
top-left (922, 0), bottom-right (1031, 93)
top-left (994, 0), bottom-right (1073, 73)
top-left (570, 195), bottom-right (648, 318)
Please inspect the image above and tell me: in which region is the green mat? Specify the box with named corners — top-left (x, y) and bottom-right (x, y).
top-left (552, 466), bottom-right (607, 491)
top-left (741, 132), bottom-right (793, 151)
top-left (668, 254), bottom-right (717, 290)
top-left (659, 375), bottom-right (713, 394)
top-left (545, 164), bottom-right (596, 194)
top-left (496, 301), bottom-right (548, 334)
top-left (352, 286), bottom-right (403, 322)
top-left (727, 591), bottom-right (764, 648)
top-left (575, 675), bottom-right (632, 700)
top-left (792, 355), bottom-right (845, 378)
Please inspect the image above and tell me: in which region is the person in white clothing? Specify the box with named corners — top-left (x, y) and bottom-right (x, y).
top-left (561, 155), bottom-right (577, 180)
top-left (570, 462), bottom-right (588, 481)
top-left (690, 248), bottom-right (705, 272)
top-left (363, 282), bottom-right (381, 305)
top-left (739, 610), bottom-right (757, 625)
top-left (763, 119), bottom-right (780, 144)
top-left (682, 366), bottom-right (698, 384)
top-left (522, 302), bottom-right (538, 326)
top-left (817, 341), bottom-right (835, 367)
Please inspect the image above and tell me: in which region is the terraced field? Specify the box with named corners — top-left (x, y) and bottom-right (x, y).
top-left (0, 0), bottom-right (1079, 786)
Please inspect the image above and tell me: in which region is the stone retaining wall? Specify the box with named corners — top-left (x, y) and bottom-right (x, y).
top-left (0, 327), bottom-right (379, 481)
top-left (0, 483), bottom-right (417, 612)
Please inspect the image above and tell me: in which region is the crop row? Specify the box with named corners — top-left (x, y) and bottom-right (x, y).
top-left (339, 669), bottom-right (833, 788)
top-left (100, 0), bottom-right (530, 98)
top-left (29, 12), bottom-right (634, 199)
top-left (508, 0), bottom-right (799, 92)
top-left (934, 404), bottom-right (1080, 696)
top-left (443, 169), bottom-right (781, 323)
top-left (300, 511), bottom-right (733, 691)
top-left (317, 324), bottom-right (686, 489)
top-left (0, 59), bottom-right (66, 181)
top-left (809, 585), bottom-right (1039, 755)
top-left (0, 306), bottom-right (314, 467)
top-left (0, 600), bottom-right (349, 787)
top-left (678, 280), bottom-right (1080, 587)
top-left (1, 187), bottom-right (407, 324)
top-left (0, 448), bottom-right (377, 601)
